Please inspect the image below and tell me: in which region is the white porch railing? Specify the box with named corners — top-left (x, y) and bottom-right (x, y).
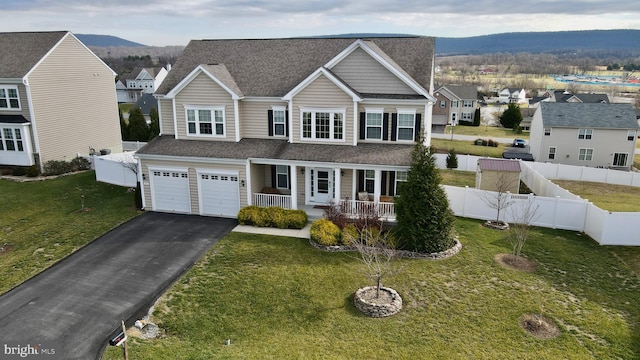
top-left (253, 193), bottom-right (292, 209)
top-left (338, 199), bottom-right (396, 219)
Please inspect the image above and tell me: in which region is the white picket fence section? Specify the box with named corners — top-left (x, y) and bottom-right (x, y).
top-left (434, 153), bottom-right (640, 246)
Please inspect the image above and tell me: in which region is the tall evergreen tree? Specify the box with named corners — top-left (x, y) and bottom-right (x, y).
top-left (473, 108), bottom-right (481, 126)
top-left (127, 107), bottom-right (149, 141)
top-left (148, 107), bottom-right (160, 140)
top-left (499, 103), bottom-right (523, 129)
top-left (394, 139), bottom-right (455, 253)
top-left (119, 109), bottom-right (129, 140)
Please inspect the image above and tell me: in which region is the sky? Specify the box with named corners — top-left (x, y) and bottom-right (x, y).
top-left (1, 0), bottom-right (640, 46)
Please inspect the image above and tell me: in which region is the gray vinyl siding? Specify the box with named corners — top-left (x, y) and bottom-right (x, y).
top-left (140, 158), bottom-right (247, 213)
top-left (158, 99), bottom-right (174, 135)
top-left (240, 100), bottom-right (287, 139)
top-left (291, 74), bottom-right (354, 144)
top-left (174, 72), bottom-right (236, 141)
top-left (26, 35), bottom-right (122, 165)
top-left (331, 47), bottom-right (416, 95)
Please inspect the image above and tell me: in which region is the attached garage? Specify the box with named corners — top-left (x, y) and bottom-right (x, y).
top-left (197, 170), bottom-right (240, 217)
top-left (150, 168), bottom-right (191, 213)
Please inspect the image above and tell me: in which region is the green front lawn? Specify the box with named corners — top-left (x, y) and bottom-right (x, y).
top-left (103, 219), bottom-right (640, 359)
top-left (446, 125), bottom-right (530, 139)
top-left (431, 138), bottom-right (507, 157)
top-left (0, 171), bottom-right (140, 294)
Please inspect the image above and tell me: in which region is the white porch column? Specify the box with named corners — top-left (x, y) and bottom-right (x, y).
top-left (245, 160), bottom-right (252, 206)
top-left (373, 169), bottom-right (381, 203)
top-left (333, 167), bottom-right (341, 202)
top-left (290, 165), bottom-right (298, 209)
top-left (424, 103), bottom-right (433, 147)
top-left (351, 169), bottom-right (357, 201)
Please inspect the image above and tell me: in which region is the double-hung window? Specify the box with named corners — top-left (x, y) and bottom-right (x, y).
top-left (627, 130), bottom-right (636, 141)
top-left (451, 100), bottom-right (458, 108)
top-left (0, 86), bottom-right (20, 110)
top-left (548, 146), bottom-right (556, 160)
top-left (186, 106), bottom-right (225, 137)
top-left (462, 100), bottom-right (474, 107)
top-left (395, 171), bottom-right (408, 195)
top-left (578, 128), bottom-right (592, 140)
top-left (439, 100), bottom-right (446, 108)
top-left (364, 170), bottom-right (375, 194)
top-left (276, 165), bottom-right (289, 189)
top-left (1, 128), bottom-right (23, 151)
top-left (544, 128), bottom-right (551, 136)
top-left (301, 108), bottom-right (345, 141)
top-left (365, 109), bottom-right (383, 140)
top-left (462, 112), bottom-right (473, 121)
top-left (272, 107), bottom-right (286, 137)
top-left (396, 110), bottom-right (416, 141)
top-left (578, 148), bottom-right (593, 161)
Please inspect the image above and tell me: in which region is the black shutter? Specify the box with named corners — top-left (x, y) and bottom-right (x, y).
top-left (268, 110), bottom-right (274, 137)
top-left (383, 113), bottom-right (389, 141)
top-left (389, 172), bottom-right (396, 196)
top-left (415, 114), bottom-right (422, 141)
top-left (381, 171), bottom-right (387, 196)
top-left (287, 166), bottom-right (291, 189)
top-left (285, 110), bottom-right (289, 137)
top-left (357, 170), bottom-right (364, 192)
top-left (359, 112), bottom-right (366, 140)
top-left (391, 113), bottom-right (398, 141)
top-left (270, 165), bottom-right (276, 188)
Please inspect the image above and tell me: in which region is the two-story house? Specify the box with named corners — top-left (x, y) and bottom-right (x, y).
top-left (135, 37), bottom-right (436, 218)
top-left (498, 88), bottom-right (527, 104)
top-left (433, 85), bottom-right (478, 131)
top-left (0, 31), bottom-right (122, 170)
top-left (529, 102), bottom-right (638, 170)
top-left (120, 66), bottom-right (169, 102)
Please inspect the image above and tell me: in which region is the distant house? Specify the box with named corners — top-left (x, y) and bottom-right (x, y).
top-left (0, 31), bottom-right (122, 170)
top-left (475, 158), bottom-right (521, 193)
top-left (530, 90), bottom-right (609, 108)
top-left (529, 103), bottom-right (639, 170)
top-left (115, 79), bottom-right (128, 103)
top-left (433, 85), bottom-right (478, 132)
top-left (121, 66), bottom-right (169, 102)
top-left (134, 93), bottom-right (158, 123)
top-left (498, 88), bottom-right (527, 104)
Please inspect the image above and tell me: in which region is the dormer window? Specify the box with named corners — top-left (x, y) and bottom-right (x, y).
top-left (186, 106), bottom-right (225, 137)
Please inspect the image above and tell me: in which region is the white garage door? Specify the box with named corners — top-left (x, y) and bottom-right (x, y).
top-left (151, 169), bottom-right (190, 213)
top-left (198, 172), bottom-right (240, 217)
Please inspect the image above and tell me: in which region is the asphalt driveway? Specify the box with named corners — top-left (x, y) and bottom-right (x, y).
top-left (0, 212), bottom-right (236, 360)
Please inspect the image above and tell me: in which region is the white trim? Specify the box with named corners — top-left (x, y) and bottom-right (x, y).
top-left (172, 98), bottom-right (178, 139)
top-left (361, 98), bottom-right (429, 106)
top-left (363, 108), bottom-right (384, 141)
top-left (245, 160), bottom-right (252, 206)
top-left (184, 105), bottom-right (226, 138)
top-left (233, 98), bottom-right (240, 142)
top-left (136, 153), bottom-right (246, 165)
top-left (282, 67), bottom-right (362, 102)
top-left (164, 65), bottom-right (242, 100)
top-left (299, 107), bottom-right (347, 142)
top-left (23, 83), bottom-right (41, 157)
top-left (352, 99), bottom-right (358, 146)
top-left (271, 106), bottom-right (287, 138)
top-left (395, 111), bottom-right (417, 142)
top-left (0, 85), bottom-right (22, 111)
top-left (288, 99), bottom-right (294, 143)
top-left (243, 96), bottom-right (287, 103)
top-left (157, 99), bottom-right (164, 135)
top-left (290, 165), bottom-right (298, 209)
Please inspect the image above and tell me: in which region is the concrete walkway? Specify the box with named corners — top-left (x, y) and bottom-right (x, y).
top-left (232, 224), bottom-right (311, 239)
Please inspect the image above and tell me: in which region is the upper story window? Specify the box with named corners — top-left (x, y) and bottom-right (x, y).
top-left (271, 106), bottom-right (287, 137)
top-left (186, 106), bottom-right (225, 137)
top-left (578, 128), bottom-right (593, 140)
top-left (301, 108), bottom-right (344, 141)
top-left (439, 100), bottom-right (446, 108)
top-left (544, 128), bottom-right (551, 136)
top-left (0, 128), bottom-right (24, 151)
top-left (451, 100), bottom-right (459, 108)
top-left (396, 110), bottom-right (416, 141)
top-left (0, 86), bottom-right (20, 110)
top-left (462, 100), bottom-right (474, 107)
top-left (627, 130), bottom-right (636, 141)
top-left (365, 109), bottom-right (383, 140)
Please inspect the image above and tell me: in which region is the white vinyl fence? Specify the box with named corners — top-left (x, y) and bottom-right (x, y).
top-left (93, 153), bottom-right (137, 187)
top-left (434, 154), bottom-right (640, 246)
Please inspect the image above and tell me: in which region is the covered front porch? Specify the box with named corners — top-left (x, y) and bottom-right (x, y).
top-left (247, 162), bottom-right (405, 221)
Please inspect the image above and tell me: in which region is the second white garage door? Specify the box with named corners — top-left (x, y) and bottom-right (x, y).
top-left (198, 171), bottom-right (240, 217)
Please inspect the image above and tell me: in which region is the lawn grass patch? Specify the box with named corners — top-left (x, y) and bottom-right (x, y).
top-left (446, 125), bottom-right (530, 140)
top-left (552, 180), bottom-right (640, 212)
top-left (0, 171), bottom-right (140, 294)
top-left (102, 218), bottom-right (640, 359)
top-left (431, 138), bottom-right (507, 157)
top-left (439, 169), bottom-right (476, 187)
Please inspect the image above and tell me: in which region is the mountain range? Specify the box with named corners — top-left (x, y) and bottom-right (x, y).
top-left (78, 29), bottom-right (640, 56)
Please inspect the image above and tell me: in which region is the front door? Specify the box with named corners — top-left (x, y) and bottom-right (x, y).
top-left (313, 168), bottom-right (333, 204)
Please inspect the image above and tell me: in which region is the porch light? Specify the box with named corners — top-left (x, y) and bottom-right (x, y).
top-left (341, 171), bottom-right (345, 177)
top-left (241, 179), bottom-right (245, 187)
top-left (301, 168), bottom-right (305, 175)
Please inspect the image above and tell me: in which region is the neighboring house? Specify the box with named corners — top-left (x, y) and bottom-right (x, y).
top-left (475, 158), bottom-right (521, 193)
top-left (530, 90), bottom-right (609, 108)
top-left (529, 103), bottom-right (639, 170)
top-left (115, 79), bottom-right (128, 103)
top-left (135, 37), bottom-right (436, 218)
top-left (498, 88), bottom-right (527, 104)
top-left (0, 31), bottom-right (122, 170)
top-left (121, 66), bottom-right (169, 102)
top-left (134, 93), bottom-right (158, 123)
top-left (433, 85), bottom-right (478, 132)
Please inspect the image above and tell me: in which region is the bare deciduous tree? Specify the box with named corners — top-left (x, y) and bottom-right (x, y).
top-left (479, 171), bottom-right (519, 227)
top-left (507, 197), bottom-right (541, 257)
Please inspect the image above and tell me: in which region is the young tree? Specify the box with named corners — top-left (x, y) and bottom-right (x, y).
top-left (499, 103), bottom-right (523, 129)
top-left (127, 107), bottom-right (149, 141)
top-left (446, 148), bottom-right (458, 169)
top-left (507, 198), bottom-right (540, 257)
top-left (479, 171), bottom-right (518, 227)
top-left (394, 139), bottom-right (455, 253)
top-left (148, 107), bottom-right (160, 140)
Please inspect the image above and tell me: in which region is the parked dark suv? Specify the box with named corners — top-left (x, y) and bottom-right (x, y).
top-left (512, 138), bottom-right (526, 148)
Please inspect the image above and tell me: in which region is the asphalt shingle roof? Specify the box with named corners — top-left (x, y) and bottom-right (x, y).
top-left (156, 37), bottom-right (434, 97)
top-left (478, 158), bottom-right (521, 172)
top-left (137, 136), bottom-right (414, 166)
top-left (438, 85), bottom-right (477, 100)
top-left (540, 102), bottom-right (639, 129)
top-left (0, 31), bottom-right (67, 78)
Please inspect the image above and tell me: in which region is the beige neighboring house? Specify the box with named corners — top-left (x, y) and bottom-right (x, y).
top-left (433, 85), bottom-right (478, 132)
top-left (0, 31), bottom-right (122, 170)
top-left (476, 158), bottom-right (521, 193)
top-left (135, 37), bottom-right (436, 218)
top-left (529, 102), bottom-right (639, 170)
